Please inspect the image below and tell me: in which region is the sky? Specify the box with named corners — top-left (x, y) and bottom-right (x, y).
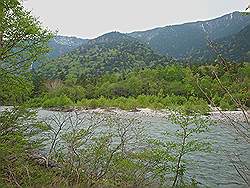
top-left (23, 0), bottom-right (250, 39)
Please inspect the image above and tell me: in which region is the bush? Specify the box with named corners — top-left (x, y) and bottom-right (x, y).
top-left (219, 97), bottom-right (236, 111)
top-left (24, 96), bottom-right (48, 108)
top-left (180, 97), bottom-right (210, 115)
top-left (42, 95), bottom-right (73, 108)
top-left (231, 92), bottom-right (250, 108)
top-left (47, 85), bottom-right (85, 102)
top-left (0, 107), bottom-right (53, 187)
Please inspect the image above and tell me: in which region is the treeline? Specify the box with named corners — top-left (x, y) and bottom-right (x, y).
top-left (23, 62), bottom-right (249, 112)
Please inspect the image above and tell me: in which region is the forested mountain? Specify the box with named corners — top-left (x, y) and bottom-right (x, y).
top-left (46, 12), bottom-right (249, 65)
top-left (38, 32), bottom-right (171, 80)
top-left (212, 24), bottom-right (250, 61)
top-left (48, 35), bottom-right (88, 59)
top-left (191, 24), bottom-right (250, 62)
top-left (37, 12), bottom-right (250, 80)
top-left (2, 1), bottom-right (250, 188)
top-left (129, 12), bottom-right (250, 60)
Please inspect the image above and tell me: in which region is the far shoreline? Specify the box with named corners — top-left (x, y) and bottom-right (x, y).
top-left (1, 106), bottom-right (249, 122)
top-left (43, 106), bottom-right (250, 123)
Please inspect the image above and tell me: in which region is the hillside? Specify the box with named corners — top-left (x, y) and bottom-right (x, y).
top-left (191, 24), bottom-right (250, 62)
top-left (214, 24), bottom-right (250, 61)
top-left (48, 36), bottom-right (88, 59)
top-left (129, 12), bottom-right (250, 60)
top-left (37, 12), bottom-right (250, 80)
top-left (38, 32), bottom-right (171, 80)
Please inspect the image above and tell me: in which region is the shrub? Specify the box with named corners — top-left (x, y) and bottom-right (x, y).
top-left (219, 98), bottom-right (236, 111)
top-left (181, 97), bottom-right (210, 115)
top-left (24, 96), bottom-right (48, 108)
top-left (42, 95), bottom-right (73, 108)
top-left (47, 85), bottom-right (85, 102)
top-left (168, 95), bottom-right (187, 106)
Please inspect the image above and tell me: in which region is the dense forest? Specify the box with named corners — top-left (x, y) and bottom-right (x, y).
top-left (37, 32), bottom-right (171, 79)
top-left (24, 63), bottom-right (249, 114)
top-left (0, 0), bottom-right (249, 187)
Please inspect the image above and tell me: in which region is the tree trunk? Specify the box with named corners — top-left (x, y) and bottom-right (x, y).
top-left (0, 1), bottom-right (4, 59)
top-left (172, 130), bottom-right (187, 187)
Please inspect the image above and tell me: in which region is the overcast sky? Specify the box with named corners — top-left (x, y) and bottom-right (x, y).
top-left (23, 0), bottom-right (249, 39)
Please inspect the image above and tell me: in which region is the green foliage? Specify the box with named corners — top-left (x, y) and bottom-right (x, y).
top-left (34, 111), bottom-right (208, 187)
top-left (130, 12), bottom-right (250, 62)
top-left (76, 95), bottom-right (209, 113)
top-left (0, 0), bottom-right (53, 74)
top-left (27, 63), bottom-right (250, 112)
top-left (46, 84), bottom-right (86, 102)
top-left (38, 112), bottom-right (154, 187)
top-left (219, 97), bottom-right (236, 111)
top-left (0, 0), bottom-right (53, 106)
top-left (0, 1), bottom-right (216, 188)
top-left (0, 71), bottom-right (34, 105)
top-left (0, 107), bottom-right (51, 187)
top-left (0, 2), bottom-right (248, 186)
top-left (42, 95), bottom-right (73, 108)
top-left (0, 106), bottom-right (212, 188)
top-left (47, 36), bottom-right (87, 59)
top-left (149, 110), bottom-right (212, 186)
top-left (179, 97), bottom-right (210, 115)
top-left (0, 4), bottom-right (53, 185)
top-left (37, 32), bottom-right (170, 80)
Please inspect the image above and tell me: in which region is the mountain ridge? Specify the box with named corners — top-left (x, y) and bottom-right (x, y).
top-left (128, 11), bottom-right (250, 59)
top-left (47, 35), bottom-right (88, 59)
top-left (191, 24), bottom-right (250, 62)
top-left (44, 11), bottom-right (250, 72)
top-left (38, 32), bottom-right (171, 80)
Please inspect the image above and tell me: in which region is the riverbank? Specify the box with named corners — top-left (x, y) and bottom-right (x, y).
top-left (1, 106), bottom-right (249, 122)
top-left (46, 106), bottom-right (249, 122)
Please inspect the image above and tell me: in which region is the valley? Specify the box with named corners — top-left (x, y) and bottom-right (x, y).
top-left (0, 1), bottom-right (249, 187)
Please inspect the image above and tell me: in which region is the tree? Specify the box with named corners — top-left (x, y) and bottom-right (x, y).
top-left (0, 0), bottom-right (53, 74)
top-left (0, 1), bottom-right (54, 186)
top-left (0, 107), bottom-right (50, 187)
top-left (197, 11), bottom-right (250, 186)
top-left (0, 0), bottom-right (53, 105)
top-left (149, 110), bottom-right (212, 187)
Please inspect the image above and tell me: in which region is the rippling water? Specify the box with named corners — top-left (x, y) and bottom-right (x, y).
top-left (144, 114), bottom-right (249, 188)
top-left (1, 107), bottom-right (248, 187)
top-left (35, 109), bottom-right (250, 188)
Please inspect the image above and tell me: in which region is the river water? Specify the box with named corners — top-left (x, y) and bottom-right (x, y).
top-left (1, 107), bottom-right (249, 187)
top-left (143, 113), bottom-right (249, 188)
top-left (35, 109), bottom-right (250, 188)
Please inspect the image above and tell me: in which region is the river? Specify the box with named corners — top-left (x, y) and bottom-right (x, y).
top-left (36, 109), bottom-right (249, 188)
top-left (1, 107), bottom-right (249, 187)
